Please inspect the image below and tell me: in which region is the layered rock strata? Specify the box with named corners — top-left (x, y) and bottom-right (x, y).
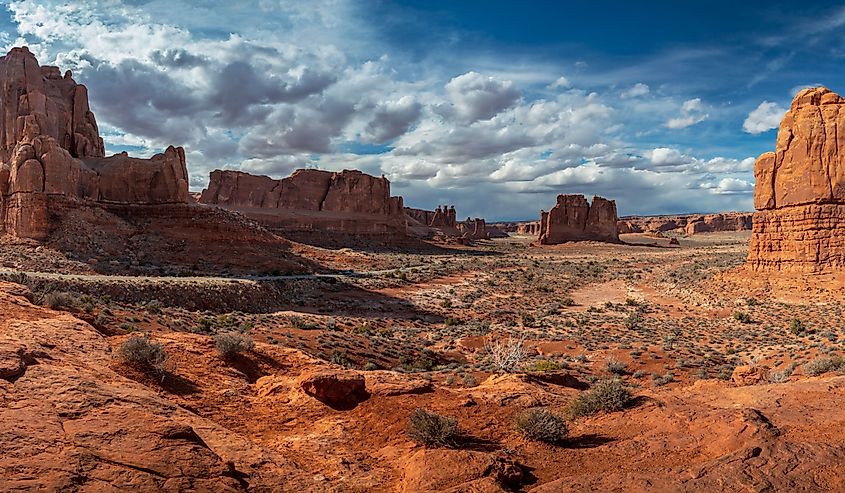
top-left (0, 47), bottom-right (189, 241)
top-left (538, 194), bottom-right (620, 244)
top-left (749, 87), bottom-right (845, 272)
top-left (617, 212), bottom-right (753, 235)
top-left (199, 169), bottom-right (406, 236)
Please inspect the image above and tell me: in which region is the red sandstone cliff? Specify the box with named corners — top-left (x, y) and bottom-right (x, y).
top-left (0, 47), bottom-right (189, 240)
top-left (199, 169), bottom-right (406, 236)
top-left (749, 87), bottom-right (845, 272)
top-left (538, 194), bottom-right (620, 244)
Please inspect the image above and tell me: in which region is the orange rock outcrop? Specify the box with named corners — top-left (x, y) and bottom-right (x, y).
top-left (749, 87), bottom-right (845, 272)
top-left (538, 194), bottom-right (620, 244)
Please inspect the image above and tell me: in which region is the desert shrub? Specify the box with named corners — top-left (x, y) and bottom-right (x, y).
top-left (44, 291), bottom-right (76, 310)
top-left (119, 336), bottom-right (167, 373)
top-left (214, 332), bottom-right (255, 359)
top-left (605, 357), bottom-right (627, 375)
top-left (733, 311), bottom-right (752, 324)
top-left (530, 359), bottom-right (563, 372)
top-left (789, 319), bottom-right (807, 335)
top-left (462, 373), bottom-right (478, 387)
top-left (624, 311), bottom-right (642, 330)
top-left (515, 408), bottom-right (568, 444)
top-left (407, 408), bottom-right (459, 447)
top-left (652, 372), bottom-right (675, 386)
top-left (484, 335), bottom-right (527, 373)
top-left (145, 300), bottom-right (164, 314)
top-left (770, 365), bottom-right (794, 383)
top-left (803, 356), bottom-right (845, 376)
top-left (521, 313), bottom-right (536, 327)
top-left (567, 379), bottom-right (632, 418)
top-left (289, 316), bottom-right (321, 330)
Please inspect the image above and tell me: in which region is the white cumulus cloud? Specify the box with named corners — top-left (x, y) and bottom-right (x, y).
top-left (666, 97), bottom-right (709, 129)
top-left (742, 101), bottom-right (786, 134)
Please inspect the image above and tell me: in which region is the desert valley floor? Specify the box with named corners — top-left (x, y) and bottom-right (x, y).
top-left (3, 231), bottom-right (845, 492)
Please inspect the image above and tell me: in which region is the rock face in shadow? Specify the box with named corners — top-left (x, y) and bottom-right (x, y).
top-left (0, 47), bottom-right (189, 240)
top-left (199, 169), bottom-right (407, 237)
top-left (749, 87), bottom-right (845, 273)
top-left (404, 205), bottom-right (492, 242)
top-left (538, 194), bottom-right (620, 244)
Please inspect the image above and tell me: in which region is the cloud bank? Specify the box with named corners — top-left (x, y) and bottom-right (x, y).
top-left (1, 0), bottom-right (768, 219)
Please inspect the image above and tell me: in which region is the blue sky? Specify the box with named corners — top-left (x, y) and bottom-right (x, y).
top-left (0, 0), bottom-right (841, 219)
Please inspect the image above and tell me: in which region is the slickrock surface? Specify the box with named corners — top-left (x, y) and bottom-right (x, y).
top-left (749, 87), bottom-right (845, 272)
top-left (538, 194), bottom-right (620, 244)
top-left (200, 169), bottom-right (407, 237)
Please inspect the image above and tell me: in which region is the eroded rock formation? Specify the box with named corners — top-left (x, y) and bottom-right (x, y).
top-left (749, 87), bottom-right (845, 272)
top-left (538, 194), bottom-right (620, 244)
top-left (199, 169), bottom-right (406, 236)
top-left (405, 205), bottom-right (457, 229)
top-left (0, 47), bottom-right (189, 241)
top-left (617, 212), bottom-right (753, 235)
top-left (458, 217), bottom-right (489, 240)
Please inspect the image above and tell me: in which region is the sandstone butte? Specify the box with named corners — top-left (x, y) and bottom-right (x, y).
top-left (538, 194), bottom-right (620, 244)
top-left (749, 86), bottom-right (845, 273)
top-left (0, 47), bottom-right (315, 275)
top-left (199, 168), bottom-right (407, 237)
top-left (0, 47), bottom-right (189, 241)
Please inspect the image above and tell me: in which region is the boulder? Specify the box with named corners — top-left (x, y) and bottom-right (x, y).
top-left (538, 194), bottom-right (620, 244)
top-left (297, 369), bottom-right (369, 409)
top-left (749, 86), bottom-right (845, 272)
top-left (731, 365), bottom-right (769, 386)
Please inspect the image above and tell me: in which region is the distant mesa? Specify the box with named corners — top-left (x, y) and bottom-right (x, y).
top-left (537, 194), bottom-right (620, 244)
top-left (618, 212), bottom-right (753, 236)
top-left (199, 168), bottom-right (407, 238)
top-left (749, 86), bottom-right (845, 273)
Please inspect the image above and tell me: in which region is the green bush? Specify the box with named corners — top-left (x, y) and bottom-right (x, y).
top-left (530, 360), bottom-right (563, 372)
top-left (733, 311), bottom-right (752, 324)
top-left (119, 336), bottom-right (167, 373)
top-left (407, 408), bottom-right (459, 447)
top-left (789, 319), bottom-right (807, 335)
top-left (567, 379), bottom-right (632, 418)
top-left (515, 408), bottom-right (568, 443)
